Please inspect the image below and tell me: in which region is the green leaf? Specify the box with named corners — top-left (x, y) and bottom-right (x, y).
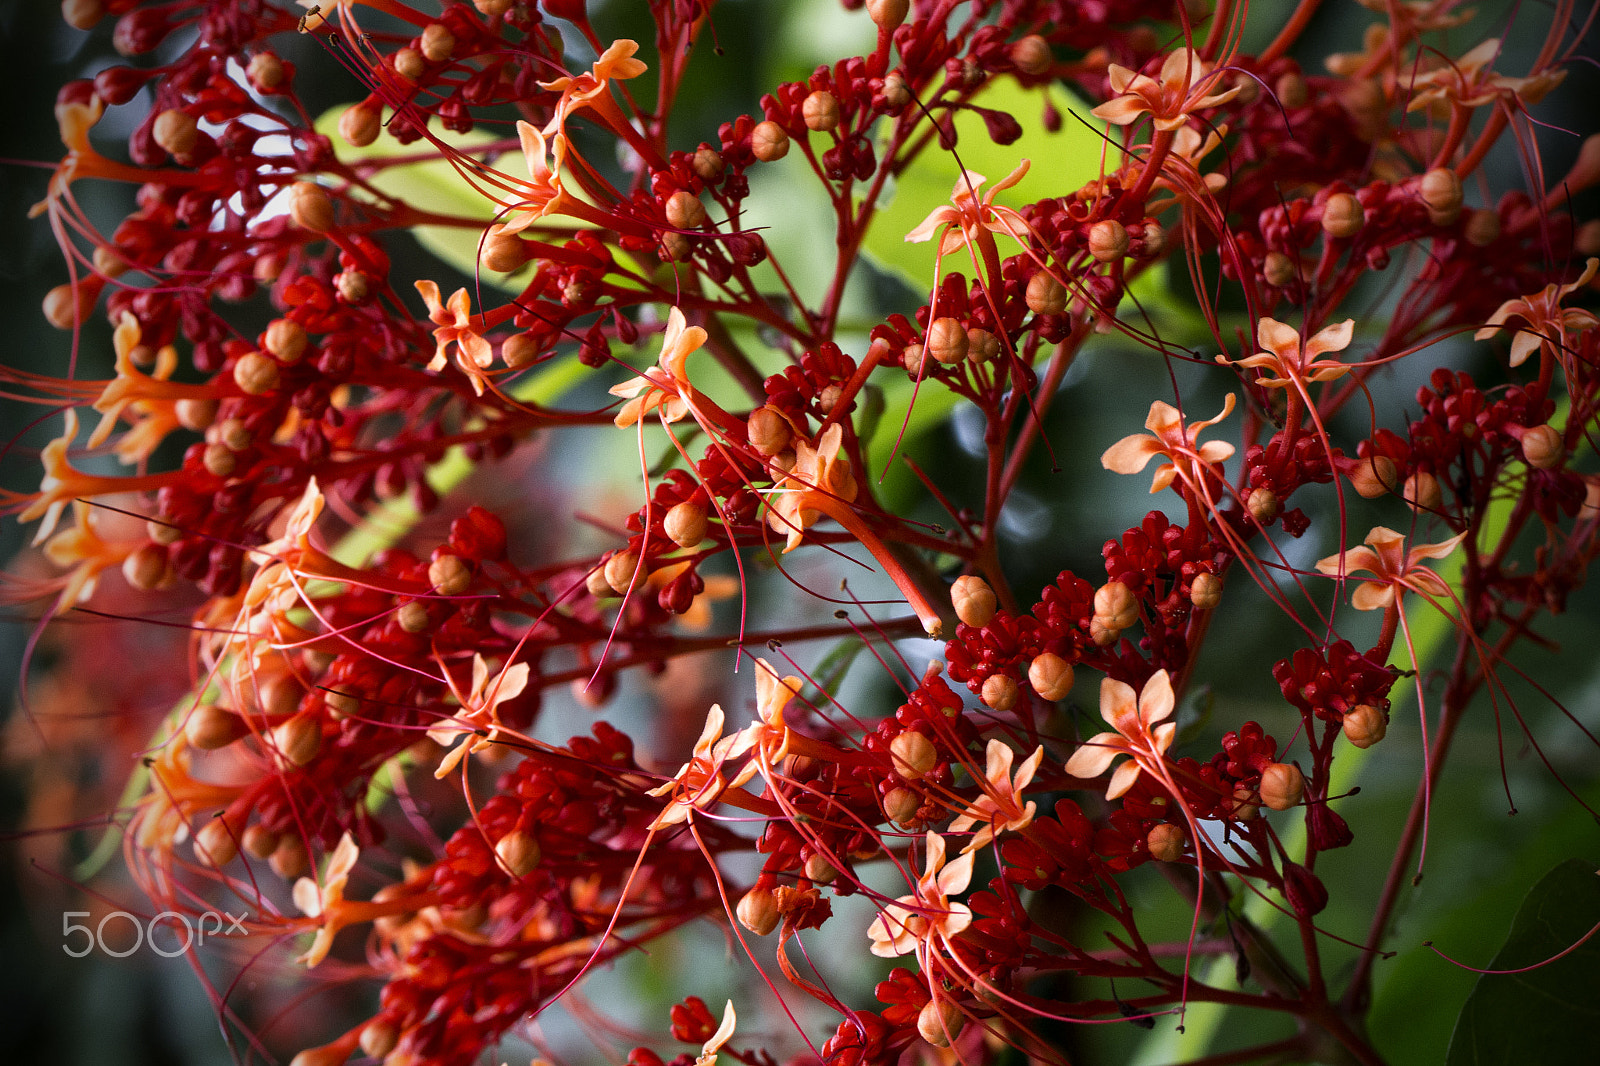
top-left (1445, 858), bottom-right (1600, 1065)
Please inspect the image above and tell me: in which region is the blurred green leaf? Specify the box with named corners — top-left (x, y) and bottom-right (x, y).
top-left (1445, 858), bottom-right (1600, 1065)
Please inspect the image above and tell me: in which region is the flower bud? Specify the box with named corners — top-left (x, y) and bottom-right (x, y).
top-left (1088, 219), bottom-right (1129, 262)
top-left (751, 120), bottom-right (790, 162)
top-left (172, 397), bottom-right (216, 432)
top-left (1247, 486), bottom-right (1280, 524)
top-left (123, 543), bottom-right (171, 590)
top-left (495, 830), bottom-right (541, 877)
top-left (1010, 35), bottom-right (1052, 75)
top-left (659, 231), bottom-right (691, 262)
top-left (890, 731), bottom-right (937, 779)
top-left (665, 500), bottom-right (708, 546)
top-left (586, 565), bottom-right (614, 598)
top-left (335, 269), bottom-right (370, 304)
top-left (339, 99), bottom-right (382, 147)
top-left (1521, 424), bottom-right (1564, 469)
top-left (803, 853), bottom-right (837, 884)
top-left (966, 328), bottom-right (1000, 364)
top-left (1419, 168), bottom-right (1462, 225)
top-left (273, 714), bottom-right (322, 768)
top-left (324, 690), bottom-right (360, 720)
top-left (1231, 785), bottom-right (1260, 821)
top-left (881, 72), bottom-right (911, 108)
top-left (420, 22), bottom-right (455, 62)
top-left (203, 443), bottom-right (236, 479)
top-left (867, 0), bottom-right (909, 29)
top-left (982, 674), bottom-right (1019, 712)
top-left (233, 351), bottom-right (281, 395)
top-left (429, 553), bottom-right (472, 595)
top-left (1464, 208), bottom-right (1500, 247)
top-left (247, 52), bottom-right (285, 92)
top-left (747, 406), bottom-right (792, 456)
top-left (359, 1022), bottom-right (399, 1061)
top-left (1342, 703), bottom-right (1386, 748)
top-left (883, 786), bottom-right (919, 825)
top-left (1263, 251), bottom-right (1297, 287)
top-left (692, 146), bottom-right (725, 182)
top-left (397, 600), bottom-right (430, 633)
top-left (664, 189), bottom-right (707, 230)
top-left (289, 182), bottom-right (334, 232)
top-left (63, 0), bottom-right (105, 31)
top-left (900, 343), bottom-right (925, 377)
top-left (1093, 581), bottom-right (1138, 632)
top-left (257, 671), bottom-right (303, 719)
top-left (1321, 193), bottom-right (1364, 239)
top-left (185, 703), bottom-right (246, 750)
top-left (1274, 71), bottom-right (1309, 109)
top-left (737, 886), bottom-right (780, 935)
top-left (269, 835), bottom-right (309, 879)
top-left (497, 332), bottom-right (541, 371)
top-left (265, 318), bottom-right (308, 363)
top-left (1189, 572), bottom-right (1222, 610)
top-left (194, 818), bottom-right (238, 867)
top-left (1025, 271), bottom-right (1066, 314)
top-left (1259, 762), bottom-right (1304, 810)
top-left (393, 47), bottom-right (426, 81)
top-left (950, 575), bottom-right (996, 627)
top-left (1146, 823), bottom-right (1185, 862)
top-left (483, 230), bottom-right (531, 272)
top-left (917, 999), bottom-right (963, 1048)
top-left (152, 109), bottom-right (198, 157)
top-left (1348, 454), bottom-right (1398, 498)
top-left (927, 317), bottom-right (968, 365)
top-left (1027, 653), bottom-right (1074, 701)
top-left (802, 90), bottom-right (840, 131)
top-left (43, 282), bottom-right (97, 330)
top-left (217, 419), bottom-right (252, 451)
top-left (242, 824), bottom-right (279, 860)
top-left (604, 549), bottom-right (640, 594)
top-left (1284, 860), bottom-right (1329, 917)
top-left (1403, 470), bottom-right (1442, 513)
top-left (1089, 616), bottom-right (1119, 646)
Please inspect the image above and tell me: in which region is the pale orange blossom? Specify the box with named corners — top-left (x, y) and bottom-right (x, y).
top-left (1101, 394), bottom-right (1237, 494)
top-left (1064, 670), bottom-right (1177, 800)
top-left (1315, 525), bottom-right (1465, 611)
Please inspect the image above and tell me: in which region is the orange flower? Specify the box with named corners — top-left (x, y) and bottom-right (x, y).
top-left (416, 280), bottom-right (495, 395)
top-left (428, 654), bottom-right (531, 778)
top-left (41, 500), bottom-right (136, 613)
top-left (867, 832), bottom-right (974, 958)
top-left (948, 739), bottom-right (1045, 853)
top-left (489, 120), bottom-right (571, 238)
top-left (1064, 670), bottom-right (1177, 799)
top-left (1092, 48), bottom-right (1241, 132)
top-left (1101, 394), bottom-right (1236, 493)
top-left (765, 423), bottom-right (859, 552)
top-left (540, 39), bottom-right (649, 135)
top-left (1223, 317), bottom-right (1356, 389)
top-left (905, 161), bottom-right (1031, 259)
top-left (292, 832), bottom-right (361, 967)
top-left (1405, 38), bottom-right (1566, 113)
top-left (610, 306), bottom-right (706, 427)
top-left (737, 657), bottom-right (804, 769)
top-left (89, 312), bottom-right (197, 463)
top-left (1475, 258), bottom-right (1599, 368)
top-left (1315, 525), bottom-right (1465, 611)
top-left (646, 705), bottom-right (757, 829)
